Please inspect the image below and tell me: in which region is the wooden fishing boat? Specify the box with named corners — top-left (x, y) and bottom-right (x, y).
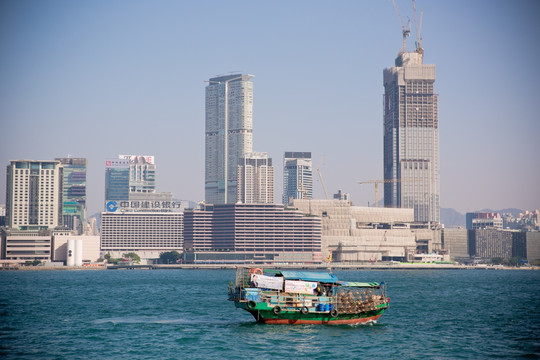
top-left (228, 268), bottom-right (389, 325)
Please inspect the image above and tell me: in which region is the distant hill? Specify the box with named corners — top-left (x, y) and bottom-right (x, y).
top-left (440, 208), bottom-right (466, 228)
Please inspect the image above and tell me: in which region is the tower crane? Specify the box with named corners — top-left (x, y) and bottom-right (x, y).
top-left (412, 0), bottom-right (424, 55)
top-left (392, 0), bottom-right (411, 54)
top-left (316, 155), bottom-right (329, 200)
top-left (357, 179), bottom-right (405, 207)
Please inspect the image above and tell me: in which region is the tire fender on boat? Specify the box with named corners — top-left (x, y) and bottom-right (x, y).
top-left (301, 306), bottom-right (309, 315)
top-left (330, 309), bottom-right (338, 318)
top-left (273, 306), bottom-right (282, 315)
top-left (247, 300), bottom-right (257, 309)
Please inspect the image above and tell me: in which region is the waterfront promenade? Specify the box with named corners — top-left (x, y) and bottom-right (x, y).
top-left (3, 263), bottom-right (538, 271)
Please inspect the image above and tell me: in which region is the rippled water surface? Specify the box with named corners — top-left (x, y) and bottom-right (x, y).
top-left (1, 269), bottom-right (539, 359)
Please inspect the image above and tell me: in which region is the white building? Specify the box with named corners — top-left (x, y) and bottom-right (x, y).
top-left (237, 152), bottom-right (274, 204)
top-left (100, 211), bottom-right (183, 263)
top-left (6, 160), bottom-right (63, 230)
top-left (205, 74), bottom-right (254, 204)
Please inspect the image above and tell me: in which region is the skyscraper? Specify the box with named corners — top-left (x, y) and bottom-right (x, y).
top-left (383, 41), bottom-right (440, 223)
top-left (5, 160), bottom-right (63, 230)
top-left (56, 157), bottom-right (87, 234)
top-left (119, 155), bottom-right (156, 194)
top-left (205, 74), bottom-right (254, 204)
top-left (282, 152), bottom-right (312, 205)
top-left (104, 158), bottom-right (130, 203)
top-left (237, 152), bottom-right (274, 204)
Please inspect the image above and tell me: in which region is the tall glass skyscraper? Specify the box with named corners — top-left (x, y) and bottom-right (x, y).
top-left (56, 157), bottom-right (87, 234)
top-left (205, 74), bottom-right (254, 204)
top-left (282, 152), bottom-right (312, 205)
top-left (383, 46), bottom-right (440, 223)
top-left (104, 158), bottom-right (130, 203)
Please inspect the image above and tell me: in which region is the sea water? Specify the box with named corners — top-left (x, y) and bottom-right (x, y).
top-left (1, 269), bottom-right (538, 359)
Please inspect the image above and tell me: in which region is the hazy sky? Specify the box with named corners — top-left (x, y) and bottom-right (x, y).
top-left (1, 0), bottom-right (539, 216)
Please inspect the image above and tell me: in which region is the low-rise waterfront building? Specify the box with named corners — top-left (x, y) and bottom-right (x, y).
top-left (100, 211), bottom-right (183, 263)
top-left (291, 199), bottom-right (423, 262)
top-left (1, 228), bottom-right (52, 261)
top-left (183, 203), bottom-right (322, 264)
top-left (52, 234), bottom-right (100, 264)
top-left (441, 228), bottom-right (469, 263)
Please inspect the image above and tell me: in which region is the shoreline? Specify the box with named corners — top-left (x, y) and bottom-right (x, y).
top-left (2, 263), bottom-right (538, 271)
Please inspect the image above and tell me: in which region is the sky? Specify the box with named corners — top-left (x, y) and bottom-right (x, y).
top-left (1, 0), bottom-right (539, 217)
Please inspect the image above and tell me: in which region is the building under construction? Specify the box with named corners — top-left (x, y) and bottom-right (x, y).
top-left (383, 0), bottom-right (440, 223)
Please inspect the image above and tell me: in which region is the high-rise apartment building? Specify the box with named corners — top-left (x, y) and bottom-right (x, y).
top-left (282, 152), bottom-right (312, 205)
top-left (104, 158), bottom-right (130, 203)
top-left (383, 43), bottom-right (440, 223)
top-left (237, 152), bottom-right (274, 204)
top-left (56, 157), bottom-right (87, 234)
top-left (5, 160), bottom-right (63, 230)
top-left (205, 74), bottom-right (254, 204)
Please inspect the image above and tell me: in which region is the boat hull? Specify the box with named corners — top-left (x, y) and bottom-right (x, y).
top-left (236, 301), bottom-right (388, 325)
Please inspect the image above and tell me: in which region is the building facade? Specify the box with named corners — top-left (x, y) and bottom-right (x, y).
top-left (282, 152), bottom-right (312, 205)
top-left (237, 152), bottom-right (274, 204)
top-left (56, 157), bottom-right (87, 234)
top-left (466, 212), bottom-right (503, 230)
top-left (468, 229), bottom-right (513, 261)
top-left (100, 211), bottom-right (184, 261)
top-left (119, 155), bottom-right (156, 194)
top-left (6, 160), bottom-right (63, 230)
top-left (441, 228), bottom-right (469, 263)
top-left (383, 48), bottom-right (440, 223)
top-left (104, 158), bottom-right (130, 203)
top-left (1, 228), bottom-right (52, 261)
top-left (183, 203), bottom-right (322, 264)
top-left (205, 74), bottom-right (254, 204)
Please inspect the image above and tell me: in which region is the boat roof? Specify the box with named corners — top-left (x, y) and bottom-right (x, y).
top-left (338, 281), bottom-right (382, 288)
top-left (274, 270), bottom-right (339, 284)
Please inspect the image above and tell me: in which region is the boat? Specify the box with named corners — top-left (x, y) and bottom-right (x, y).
top-left (228, 267), bottom-right (390, 325)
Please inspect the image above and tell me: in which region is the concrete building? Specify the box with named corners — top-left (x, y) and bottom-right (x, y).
top-left (183, 203), bottom-right (322, 264)
top-left (56, 157), bottom-right (87, 234)
top-left (291, 199), bottom-right (428, 262)
top-left (53, 234), bottom-right (100, 264)
top-left (118, 155), bottom-right (156, 194)
top-left (1, 228), bottom-right (52, 261)
top-left (468, 229), bottom-right (513, 261)
top-left (512, 231), bottom-right (540, 262)
top-left (100, 211), bottom-right (183, 263)
top-left (282, 152), bottom-right (312, 205)
top-left (441, 228), bottom-right (469, 263)
top-left (383, 41), bottom-right (440, 223)
top-left (237, 152), bottom-right (274, 204)
top-left (466, 212), bottom-right (503, 230)
top-left (205, 74), bottom-right (254, 205)
top-left (6, 160), bottom-right (63, 230)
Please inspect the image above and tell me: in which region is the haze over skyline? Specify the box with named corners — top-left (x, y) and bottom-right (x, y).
top-left (1, 0), bottom-right (539, 217)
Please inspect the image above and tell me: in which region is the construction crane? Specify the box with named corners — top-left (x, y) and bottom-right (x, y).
top-left (357, 179), bottom-right (404, 207)
top-left (316, 155), bottom-right (329, 200)
top-left (412, 0), bottom-right (424, 55)
top-left (392, 0), bottom-right (411, 54)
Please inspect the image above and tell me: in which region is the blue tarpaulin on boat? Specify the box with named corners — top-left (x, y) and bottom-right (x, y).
top-left (277, 271), bottom-right (339, 283)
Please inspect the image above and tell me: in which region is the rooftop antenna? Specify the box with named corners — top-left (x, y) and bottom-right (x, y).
top-left (392, 0), bottom-right (411, 54)
top-left (412, 0), bottom-right (424, 55)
